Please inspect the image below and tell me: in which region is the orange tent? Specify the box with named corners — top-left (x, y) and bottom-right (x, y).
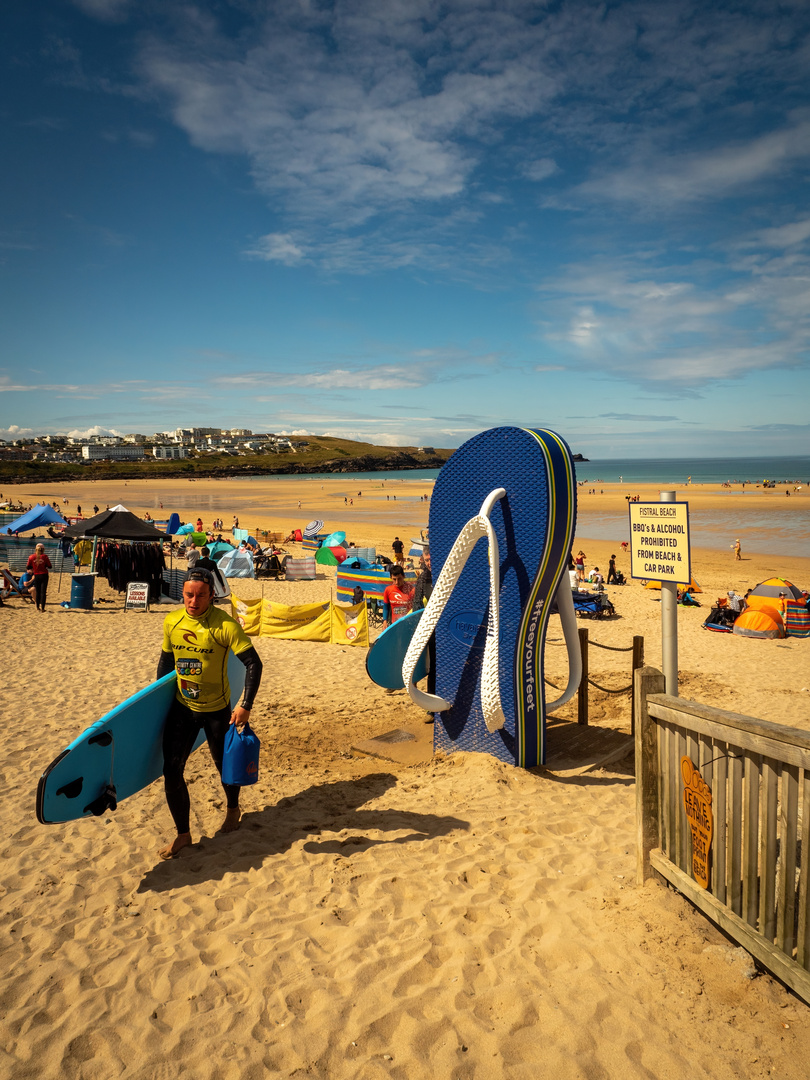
top-left (733, 606), bottom-right (784, 639)
top-left (644, 575), bottom-right (702, 593)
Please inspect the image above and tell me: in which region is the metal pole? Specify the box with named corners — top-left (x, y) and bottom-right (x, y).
top-left (660, 490), bottom-right (678, 696)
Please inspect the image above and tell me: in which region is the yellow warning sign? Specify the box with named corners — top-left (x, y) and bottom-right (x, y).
top-left (628, 501), bottom-right (691, 585)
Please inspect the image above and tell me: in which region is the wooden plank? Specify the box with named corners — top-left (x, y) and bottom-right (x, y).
top-left (777, 763), bottom-right (799, 957)
top-left (662, 723), bottom-right (674, 861)
top-left (657, 721), bottom-right (666, 857)
top-left (676, 726), bottom-right (688, 873)
top-left (647, 694), bottom-right (810, 755)
top-left (649, 849), bottom-right (810, 1007)
top-left (713, 740), bottom-right (728, 905)
top-left (759, 757), bottom-right (779, 942)
top-left (797, 771), bottom-right (810, 969)
top-left (742, 751), bottom-right (760, 927)
top-left (634, 667), bottom-right (665, 884)
top-left (649, 702), bottom-right (810, 771)
top-left (577, 627), bottom-right (589, 726)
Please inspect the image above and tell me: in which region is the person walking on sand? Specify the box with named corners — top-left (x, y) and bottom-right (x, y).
top-left (156, 568), bottom-right (263, 860)
top-left (27, 543), bottom-right (52, 611)
top-left (734, 539), bottom-right (742, 561)
top-left (575, 550), bottom-right (586, 583)
top-left (391, 536), bottom-right (405, 566)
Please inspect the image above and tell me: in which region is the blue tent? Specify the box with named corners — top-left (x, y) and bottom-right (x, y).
top-left (4, 503), bottom-right (67, 533)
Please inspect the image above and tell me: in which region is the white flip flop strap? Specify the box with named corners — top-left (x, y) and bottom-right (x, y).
top-left (403, 489), bottom-right (506, 732)
top-left (545, 581), bottom-right (582, 713)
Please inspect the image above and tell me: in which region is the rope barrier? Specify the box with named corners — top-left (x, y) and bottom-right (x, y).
top-left (588, 679), bottom-right (633, 695)
top-left (589, 641), bottom-right (634, 653)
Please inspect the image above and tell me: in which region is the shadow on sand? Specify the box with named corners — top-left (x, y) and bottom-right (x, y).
top-left (137, 771), bottom-right (469, 892)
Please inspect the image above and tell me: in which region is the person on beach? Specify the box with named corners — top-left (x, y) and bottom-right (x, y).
top-left (607, 554), bottom-right (618, 585)
top-left (156, 568), bottom-right (263, 860)
top-left (196, 547), bottom-right (226, 595)
top-left (391, 536), bottom-right (405, 565)
top-left (186, 542), bottom-right (200, 570)
top-left (383, 564), bottom-right (414, 626)
top-left (413, 545), bottom-right (436, 719)
top-left (575, 550), bottom-right (586, 582)
top-left (26, 543), bottom-right (52, 611)
top-left (734, 539), bottom-right (742, 561)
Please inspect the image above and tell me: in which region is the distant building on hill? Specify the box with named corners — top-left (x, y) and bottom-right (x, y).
top-left (153, 446), bottom-right (188, 459)
top-left (82, 445), bottom-right (146, 461)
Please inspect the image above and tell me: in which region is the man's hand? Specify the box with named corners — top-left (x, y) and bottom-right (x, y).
top-left (230, 706), bottom-right (251, 730)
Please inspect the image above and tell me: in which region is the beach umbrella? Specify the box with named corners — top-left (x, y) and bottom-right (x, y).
top-left (323, 530), bottom-right (346, 547)
top-left (315, 546), bottom-right (347, 566)
top-left (304, 519), bottom-right (325, 538)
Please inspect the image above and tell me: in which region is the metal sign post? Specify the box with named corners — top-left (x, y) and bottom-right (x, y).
top-left (628, 490), bottom-right (691, 698)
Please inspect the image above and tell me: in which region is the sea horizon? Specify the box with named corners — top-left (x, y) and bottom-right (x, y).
top-left (243, 454), bottom-right (810, 488)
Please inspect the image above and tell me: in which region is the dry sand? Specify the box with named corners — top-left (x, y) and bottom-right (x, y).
top-left (2, 474), bottom-right (810, 1078)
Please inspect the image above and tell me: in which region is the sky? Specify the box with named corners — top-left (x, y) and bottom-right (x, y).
top-left (2, 0), bottom-right (810, 458)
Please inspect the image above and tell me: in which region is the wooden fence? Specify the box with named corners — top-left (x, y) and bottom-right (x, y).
top-left (635, 666), bottom-right (810, 1004)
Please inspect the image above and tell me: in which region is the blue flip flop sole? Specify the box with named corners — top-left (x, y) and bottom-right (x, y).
top-left (429, 427), bottom-right (577, 766)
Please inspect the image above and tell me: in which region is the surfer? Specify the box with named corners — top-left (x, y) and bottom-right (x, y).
top-left (156, 567), bottom-right (263, 860)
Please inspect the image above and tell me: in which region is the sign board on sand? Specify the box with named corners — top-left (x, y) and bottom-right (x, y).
top-left (628, 501), bottom-right (691, 585)
top-left (125, 581), bottom-right (150, 612)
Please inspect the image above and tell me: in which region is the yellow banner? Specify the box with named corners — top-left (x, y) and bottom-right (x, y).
top-left (261, 600), bottom-right (332, 641)
top-left (330, 600), bottom-right (369, 647)
top-left (230, 595), bottom-right (369, 645)
top-left (231, 595), bottom-right (263, 636)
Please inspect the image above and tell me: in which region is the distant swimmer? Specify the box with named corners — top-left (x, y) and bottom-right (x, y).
top-left (156, 568), bottom-right (263, 860)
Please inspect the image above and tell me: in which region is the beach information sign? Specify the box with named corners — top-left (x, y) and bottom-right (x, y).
top-left (628, 501), bottom-right (691, 585)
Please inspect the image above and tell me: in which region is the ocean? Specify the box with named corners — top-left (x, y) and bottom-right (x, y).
top-left (250, 456), bottom-right (810, 486)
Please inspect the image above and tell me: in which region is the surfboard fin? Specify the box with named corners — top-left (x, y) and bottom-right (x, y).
top-left (84, 784), bottom-right (118, 816)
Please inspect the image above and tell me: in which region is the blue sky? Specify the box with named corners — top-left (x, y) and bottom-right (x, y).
top-left (2, 0), bottom-right (809, 457)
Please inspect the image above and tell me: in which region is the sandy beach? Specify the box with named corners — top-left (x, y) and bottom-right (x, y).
top-left (2, 474), bottom-right (810, 1078)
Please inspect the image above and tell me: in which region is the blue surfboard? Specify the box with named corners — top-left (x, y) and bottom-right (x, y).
top-left (366, 609), bottom-right (429, 690)
top-left (36, 653), bottom-right (246, 824)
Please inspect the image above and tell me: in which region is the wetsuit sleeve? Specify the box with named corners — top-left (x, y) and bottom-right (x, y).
top-left (157, 650), bottom-right (175, 680)
top-left (236, 646), bottom-right (262, 710)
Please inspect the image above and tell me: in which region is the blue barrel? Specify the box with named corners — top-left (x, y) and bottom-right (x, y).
top-left (70, 573), bottom-right (97, 609)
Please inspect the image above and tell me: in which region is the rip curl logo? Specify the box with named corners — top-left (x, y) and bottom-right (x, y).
top-left (246, 760), bottom-right (258, 775)
top-left (182, 630), bottom-right (197, 644)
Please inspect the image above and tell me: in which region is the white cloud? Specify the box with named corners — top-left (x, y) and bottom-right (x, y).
top-left (522, 158), bottom-right (558, 182)
top-left (753, 218), bottom-right (810, 249)
top-left (0, 425), bottom-right (36, 441)
top-left (72, 0), bottom-right (130, 22)
top-left (244, 233), bottom-right (306, 265)
top-left (66, 426), bottom-right (124, 439)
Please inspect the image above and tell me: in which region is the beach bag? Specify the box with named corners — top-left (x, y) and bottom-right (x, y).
top-left (222, 721), bottom-right (260, 786)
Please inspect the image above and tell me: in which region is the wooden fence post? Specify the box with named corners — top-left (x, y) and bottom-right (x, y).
top-left (635, 665), bottom-right (665, 884)
top-left (630, 635), bottom-right (644, 735)
top-left (577, 627), bottom-right (589, 726)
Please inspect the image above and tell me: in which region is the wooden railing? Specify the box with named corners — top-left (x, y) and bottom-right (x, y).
top-left (635, 666), bottom-right (810, 1004)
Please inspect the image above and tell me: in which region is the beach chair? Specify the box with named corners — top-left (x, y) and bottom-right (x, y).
top-left (1, 568), bottom-right (34, 603)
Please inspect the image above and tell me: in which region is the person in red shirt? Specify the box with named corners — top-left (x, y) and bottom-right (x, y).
top-left (382, 564), bottom-right (414, 626)
top-left (27, 543), bottom-right (53, 611)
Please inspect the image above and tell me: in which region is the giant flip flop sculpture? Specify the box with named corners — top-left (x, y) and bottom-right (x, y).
top-left (403, 427), bottom-right (579, 767)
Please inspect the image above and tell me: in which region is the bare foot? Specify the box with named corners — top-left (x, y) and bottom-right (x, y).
top-left (220, 808), bottom-right (241, 833)
top-left (158, 832), bottom-right (192, 860)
